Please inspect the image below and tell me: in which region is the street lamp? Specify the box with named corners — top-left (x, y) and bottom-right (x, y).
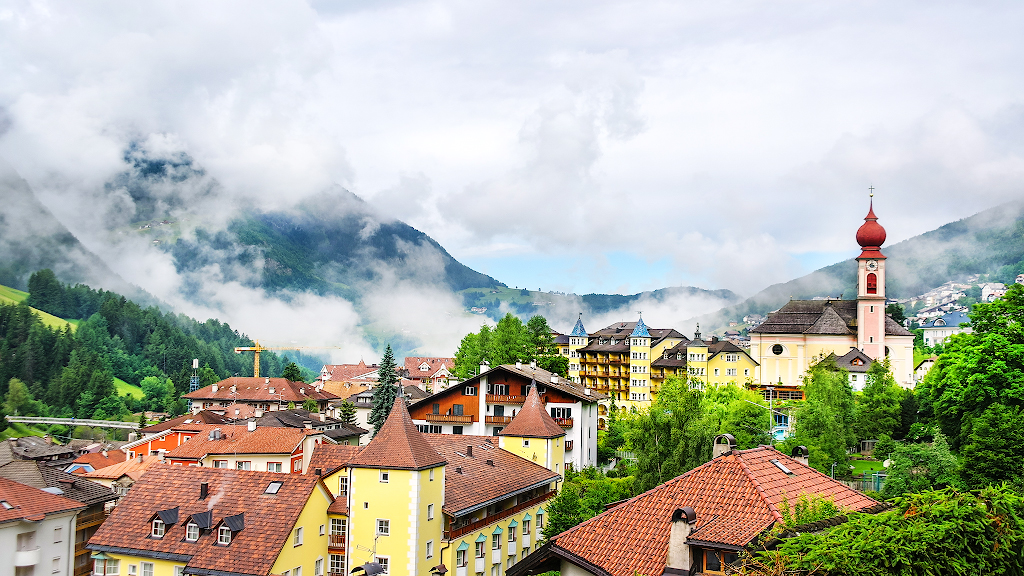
top-left (831, 462), bottom-right (838, 478)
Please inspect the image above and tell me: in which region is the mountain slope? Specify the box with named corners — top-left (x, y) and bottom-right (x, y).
top-left (694, 199), bottom-right (1024, 331)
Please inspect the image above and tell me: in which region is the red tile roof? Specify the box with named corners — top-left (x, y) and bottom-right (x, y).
top-left (549, 446), bottom-right (879, 576)
top-left (183, 377), bottom-right (338, 403)
top-left (140, 410), bottom-right (232, 434)
top-left (308, 444), bottom-right (362, 476)
top-left (348, 397), bottom-right (446, 471)
top-left (84, 455), bottom-right (164, 481)
top-left (404, 357), bottom-right (454, 376)
top-left (0, 475), bottom-right (86, 523)
top-left (72, 449), bottom-right (127, 472)
top-left (320, 361), bottom-right (379, 382)
top-left (499, 384), bottom-right (566, 439)
top-left (163, 425), bottom-right (318, 460)
top-left (87, 466), bottom-right (327, 576)
top-left (425, 434), bottom-right (559, 517)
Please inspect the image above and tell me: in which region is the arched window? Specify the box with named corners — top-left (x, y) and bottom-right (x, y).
top-left (866, 273), bottom-right (877, 294)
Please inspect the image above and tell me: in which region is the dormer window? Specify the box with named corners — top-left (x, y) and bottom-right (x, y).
top-left (151, 519), bottom-right (165, 538)
top-left (185, 522), bottom-right (199, 541)
top-left (218, 526), bottom-right (232, 545)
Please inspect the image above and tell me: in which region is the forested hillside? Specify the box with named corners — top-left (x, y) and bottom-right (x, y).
top-left (1, 269), bottom-right (299, 423)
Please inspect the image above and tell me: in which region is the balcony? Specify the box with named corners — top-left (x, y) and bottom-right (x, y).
top-left (328, 534), bottom-right (347, 549)
top-left (14, 548), bottom-right (40, 567)
top-left (564, 440), bottom-right (573, 451)
top-left (485, 416), bottom-right (512, 425)
top-left (486, 394), bottom-right (525, 404)
top-left (554, 417), bottom-right (573, 429)
top-left (444, 490), bottom-right (555, 540)
top-left (77, 509), bottom-right (109, 527)
top-left (424, 414), bottom-right (473, 424)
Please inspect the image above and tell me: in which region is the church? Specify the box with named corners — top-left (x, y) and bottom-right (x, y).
top-left (749, 200), bottom-right (915, 395)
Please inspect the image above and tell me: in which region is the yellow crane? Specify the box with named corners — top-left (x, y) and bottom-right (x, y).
top-left (233, 341), bottom-right (342, 378)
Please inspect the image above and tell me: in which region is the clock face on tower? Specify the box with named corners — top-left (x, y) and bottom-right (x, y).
top-left (866, 260), bottom-right (878, 271)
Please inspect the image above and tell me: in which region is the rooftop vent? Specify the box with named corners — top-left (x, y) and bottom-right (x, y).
top-left (485, 459), bottom-right (494, 466)
top-left (269, 387), bottom-right (275, 394)
top-left (551, 375), bottom-right (558, 384)
top-left (466, 445), bottom-right (473, 457)
top-left (315, 468), bottom-right (323, 476)
top-left (200, 482), bottom-right (209, 500)
top-left (455, 467), bottom-right (462, 474)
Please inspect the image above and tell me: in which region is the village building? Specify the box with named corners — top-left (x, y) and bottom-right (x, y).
top-left (403, 356), bottom-right (456, 390)
top-left (919, 310), bottom-right (971, 348)
top-left (749, 201), bottom-right (915, 398)
top-left (822, 348), bottom-right (875, 391)
top-left (0, 475), bottom-right (86, 576)
top-left (83, 455), bottom-right (164, 502)
top-left (183, 377), bottom-right (338, 414)
top-left (240, 408), bottom-right (366, 445)
top-left (66, 448), bottom-right (127, 476)
top-left (1, 436), bottom-right (79, 467)
top-left (331, 384), bottom-right (429, 439)
top-left (914, 356), bottom-right (938, 383)
top-left (138, 411), bottom-right (232, 436)
top-left (86, 466), bottom-right (333, 576)
top-left (407, 363), bottom-right (602, 470)
top-left (510, 437), bottom-right (881, 576)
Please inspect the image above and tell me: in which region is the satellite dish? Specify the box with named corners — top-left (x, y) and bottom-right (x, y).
top-left (883, 459), bottom-right (892, 468)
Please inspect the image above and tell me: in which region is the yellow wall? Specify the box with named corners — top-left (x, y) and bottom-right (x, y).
top-left (626, 336), bottom-right (651, 410)
top-left (439, 501), bottom-right (552, 575)
top-left (498, 436), bottom-right (565, 475)
top-left (348, 465), bottom-right (445, 576)
top-left (106, 553), bottom-right (183, 576)
top-left (198, 453), bottom-right (296, 473)
top-left (271, 483), bottom-right (334, 576)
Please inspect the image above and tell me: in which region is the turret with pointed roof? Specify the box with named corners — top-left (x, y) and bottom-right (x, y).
top-left (348, 396), bottom-right (446, 470)
top-left (630, 315), bottom-right (651, 338)
top-left (570, 314), bottom-right (588, 337)
top-left (499, 383), bottom-right (566, 439)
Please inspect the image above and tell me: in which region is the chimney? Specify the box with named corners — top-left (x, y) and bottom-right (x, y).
top-left (247, 420), bottom-right (257, 432)
top-left (137, 454), bottom-right (143, 463)
top-left (212, 384), bottom-right (219, 393)
top-left (315, 468), bottom-right (323, 476)
top-left (230, 385), bottom-right (236, 393)
top-left (664, 507), bottom-right (698, 574)
top-left (200, 482), bottom-right (209, 500)
top-left (712, 434), bottom-right (736, 458)
top-left (300, 388), bottom-right (305, 395)
top-left (551, 375), bottom-right (558, 384)
top-left (319, 414), bottom-right (325, 422)
top-left (530, 359), bottom-right (537, 369)
top-left (102, 450), bottom-right (108, 458)
top-left (479, 360), bottom-right (490, 375)
top-left (304, 422), bottom-right (312, 429)
top-left (515, 360), bottom-right (522, 369)
top-left (584, 388), bottom-right (591, 396)
top-left (265, 377), bottom-right (270, 385)
top-left (128, 432), bottom-right (138, 442)
top-left (255, 410), bottom-right (263, 418)
top-left (486, 459), bottom-right (494, 466)
top-left (791, 445), bottom-right (809, 467)
top-left (269, 387), bottom-right (275, 394)
top-left (466, 445), bottom-right (473, 457)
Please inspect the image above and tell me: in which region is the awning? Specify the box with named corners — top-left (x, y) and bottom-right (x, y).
top-left (475, 533), bottom-right (487, 543)
top-left (456, 541), bottom-right (469, 552)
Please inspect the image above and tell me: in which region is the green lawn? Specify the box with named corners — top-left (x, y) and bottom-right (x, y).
top-left (0, 284), bottom-right (28, 303)
top-left (0, 283), bottom-right (79, 331)
top-left (115, 377), bottom-right (144, 399)
top-left (851, 459), bottom-right (886, 475)
top-left (0, 422), bottom-right (49, 440)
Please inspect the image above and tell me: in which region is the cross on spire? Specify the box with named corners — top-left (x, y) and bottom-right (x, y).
top-left (868, 185), bottom-right (875, 197)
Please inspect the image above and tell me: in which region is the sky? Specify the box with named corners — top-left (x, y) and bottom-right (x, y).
top-left (2, 1), bottom-right (1024, 356)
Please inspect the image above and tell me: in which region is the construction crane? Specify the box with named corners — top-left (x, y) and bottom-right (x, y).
top-left (234, 341), bottom-right (342, 378)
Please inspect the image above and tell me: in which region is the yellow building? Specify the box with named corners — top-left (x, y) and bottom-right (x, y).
top-left (650, 329), bottom-right (759, 390)
top-left (86, 466), bottom-right (334, 576)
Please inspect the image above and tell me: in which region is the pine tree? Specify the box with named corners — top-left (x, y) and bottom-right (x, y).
top-left (368, 345), bottom-right (400, 436)
top-left (339, 400), bottom-right (357, 425)
top-left (282, 362), bottom-right (303, 382)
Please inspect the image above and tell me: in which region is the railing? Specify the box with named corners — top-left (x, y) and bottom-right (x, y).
top-left (564, 441), bottom-right (573, 451)
top-left (485, 416), bottom-right (512, 425)
top-left (486, 394), bottom-right (525, 404)
top-left (424, 414), bottom-right (474, 423)
top-left (77, 509), bottom-right (108, 527)
top-left (5, 416), bottom-right (140, 429)
top-left (328, 534), bottom-right (347, 548)
top-left (75, 541), bottom-right (89, 553)
top-left (444, 491), bottom-right (555, 540)
top-left (554, 417), bottom-right (573, 429)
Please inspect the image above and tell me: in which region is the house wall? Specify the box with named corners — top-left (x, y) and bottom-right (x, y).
top-left (270, 484), bottom-right (333, 576)
top-left (443, 503), bottom-right (551, 576)
top-left (102, 553), bottom-right (183, 576)
top-left (1, 511), bottom-right (78, 576)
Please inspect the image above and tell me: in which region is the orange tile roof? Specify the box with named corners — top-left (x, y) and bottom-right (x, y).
top-left (183, 377), bottom-right (338, 403)
top-left (308, 444), bottom-right (362, 476)
top-left (348, 397), bottom-right (446, 471)
top-left (0, 475), bottom-right (86, 523)
top-left (87, 466), bottom-right (326, 576)
top-left (84, 455), bottom-right (164, 481)
top-left (320, 361), bottom-right (378, 382)
top-left (404, 357), bottom-right (454, 375)
top-left (72, 449), bottom-right (127, 471)
top-left (164, 425), bottom-right (317, 460)
top-left (549, 446), bottom-right (879, 576)
top-left (425, 434), bottom-right (559, 517)
top-left (498, 384), bottom-right (566, 439)
top-left (140, 410), bottom-right (232, 434)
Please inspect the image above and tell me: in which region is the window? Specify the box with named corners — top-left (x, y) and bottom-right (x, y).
top-left (294, 460), bottom-right (302, 472)
top-left (475, 541), bottom-right (485, 558)
top-left (54, 527), bottom-right (63, 543)
top-left (429, 469), bottom-right (434, 481)
top-left (236, 461), bottom-right (251, 471)
top-left (725, 353), bottom-right (738, 362)
top-left (330, 518), bottom-right (346, 535)
top-left (53, 557), bottom-right (61, 574)
top-left (536, 513), bottom-right (543, 528)
top-left (151, 519), bottom-right (165, 538)
top-left (380, 471), bottom-right (389, 483)
top-left (94, 559), bottom-right (120, 576)
top-left (330, 555), bottom-right (344, 575)
top-left (218, 526), bottom-right (232, 545)
top-left (490, 565), bottom-right (500, 576)
top-left (186, 522), bottom-right (199, 541)
top-left (453, 404), bottom-right (464, 416)
top-left (704, 549), bottom-right (722, 572)
top-left (174, 566), bottom-right (184, 576)
top-left (866, 273), bottom-right (877, 294)
top-left (428, 504), bottom-right (434, 520)
top-left (294, 526), bottom-right (304, 546)
top-left (771, 344), bottom-right (784, 355)
top-left (744, 368), bottom-right (750, 376)
top-left (522, 439), bottom-right (529, 447)
top-left (453, 426), bottom-right (464, 435)
top-left (375, 557), bottom-right (389, 574)
top-left (456, 549), bottom-right (467, 567)
top-left (426, 540), bottom-right (434, 559)
top-left (508, 526), bottom-right (516, 542)
top-left (213, 460), bottom-right (228, 468)
top-left (315, 559), bottom-right (323, 576)
top-left (550, 407), bottom-right (571, 419)
top-left (129, 565), bottom-right (137, 576)
top-left (320, 524), bottom-right (325, 536)
top-left (492, 533), bottom-right (502, 549)
top-left (464, 386), bottom-right (476, 396)
top-left (267, 462), bottom-right (283, 472)
top-left (507, 557), bottom-right (514, 568)
top-left (714, 368), bottom-right (720, 376)
top-left (294, 567), bottom-right (302, 576)
top-left (432, 403), bottom-right (440, 414)
top-left (523, 519), bottom-right (531, 535)
top-left (377, 519), bottom-right (390, 536)
top-left (726, 368), bottom-right (737, 376)
top-left (339, 477), bottom-right (348, 496)
top-left (266, 481), bottom-right (284, 494)
top-left (417, 425), bottom-right (442, 433)
top-left (142, 563), bottom-right (154, 576)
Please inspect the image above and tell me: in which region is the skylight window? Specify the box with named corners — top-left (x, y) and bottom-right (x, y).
top-left (769, 459), bottom-right (796, 476)
top-left (1, 500), bottom-right (13, 510)
top-left (265, 481), bottom-right (284, 494)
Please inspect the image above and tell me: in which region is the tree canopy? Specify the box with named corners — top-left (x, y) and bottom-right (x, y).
top-left (368, 344), bottom-right (399, 436)
top-left (452, 313), bottom-right (568, 378)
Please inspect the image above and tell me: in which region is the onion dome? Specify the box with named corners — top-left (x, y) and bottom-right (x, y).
top-left (856, 200), bottom-right (887, 259)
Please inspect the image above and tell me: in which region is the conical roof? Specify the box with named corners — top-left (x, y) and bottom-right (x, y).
top-left (348, 396), bottom-right (446, 470)
top-left (499, 382), bottom-right (566, 439)
top-left (570, 314), bottom-right (589, 337)
top-left (630, 316), bottom-right (651, 338)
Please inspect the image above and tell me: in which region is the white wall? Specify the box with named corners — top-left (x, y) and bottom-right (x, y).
top-left (0, 511), bottom-right (78, 576)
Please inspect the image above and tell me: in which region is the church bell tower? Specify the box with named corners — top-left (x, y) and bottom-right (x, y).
top-left (856, 193), bottom-right (887, 359)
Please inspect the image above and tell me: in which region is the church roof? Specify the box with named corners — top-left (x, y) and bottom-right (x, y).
top-left (347, 397), bottom-right (446, 470)
top-left (570, 316), bottom-right (589, 337)
top-left (803, 305), bottom-right (853, 335)
top-left (751, 299), bottom-right (912, 337)
top-left (498, 383), bottom-right (566, 439)
top-left (630, 317), bottom-right (651, 338)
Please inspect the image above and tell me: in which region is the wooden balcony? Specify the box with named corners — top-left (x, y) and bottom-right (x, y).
top-left (486, 394), bottom-right (525, 404)
top-left (485, 416), bottom-right (513, 425)
top-left (554, 417), bottom-right (573, 429)
top-left (77, 509), bottom-right (108, 528)
top-left (424, 414), bottom-right (474, 423)
top-left (328, 534), bottom-right (347, 549)
top-left (444, 490), bottom-right (555, 540)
